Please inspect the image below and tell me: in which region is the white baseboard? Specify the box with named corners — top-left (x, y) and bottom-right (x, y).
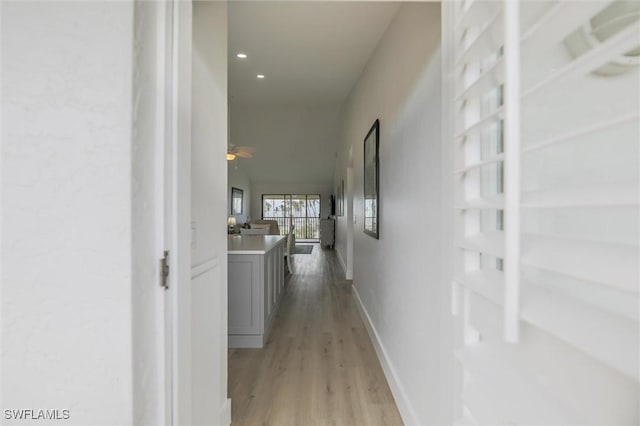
top-left (352, 286), bottom-right (420, 426)
top-left (220, 398), bottom-right (231, 426)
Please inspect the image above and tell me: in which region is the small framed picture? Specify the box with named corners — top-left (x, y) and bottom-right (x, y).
top-left (231, 187), bottom-right (243, 215)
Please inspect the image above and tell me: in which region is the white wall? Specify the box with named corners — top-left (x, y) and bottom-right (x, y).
top-left (250, 182), bottom-right (333, 225)
top-left (2, 1), bottom-right (135, 423)
top-left (2, 2), bottom-right (230, 424)
top-left (230, 104), bottom-right (341, 185)
top-left (235, 104), bottom-right (337, 229)
top-left (191, 1), bottom-right (230, 424)
top-left (334, 4), bottom-right (450, 425)
top-left (228, 162), bottom-right (251, 224)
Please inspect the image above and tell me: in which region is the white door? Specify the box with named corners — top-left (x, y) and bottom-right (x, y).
top-left (158, 0), bottom-right (178, 423)
top-left (190, 2), bottom-right (230, 423)
top-left (162, 1), bottom-right (230, 424)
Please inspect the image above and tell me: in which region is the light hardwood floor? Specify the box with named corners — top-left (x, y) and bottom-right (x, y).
top-left (228, 244), bottom-right (403, 426)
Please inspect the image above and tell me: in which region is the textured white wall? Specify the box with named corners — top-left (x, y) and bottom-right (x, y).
top-left (334, 4), bottom-right (450, 424)
top-left (2, 1), bottom-right (135, 423)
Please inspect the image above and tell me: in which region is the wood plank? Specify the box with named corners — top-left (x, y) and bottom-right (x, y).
top-left (228, 244), bottom-right (403, 425)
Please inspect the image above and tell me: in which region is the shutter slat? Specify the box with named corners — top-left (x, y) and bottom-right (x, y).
top-left (456, 269), bottom-right (640, 378)
top-left (454, 154), bottom-right (504, 174)
top-left (522, 112), bottom-right (640, 154)
top-left (521, 283), bottom-right (640, 380)
top-left (455, 270), bottom-right (504, 305)
top-left (455, 106), bottom-right (504, 140)
top-left (459, 231), bottom-right (505, 258)
top-left (456, 7), bottom-right (503, 65)
top-left (520, 1), bottom-right (609, 47)
top-left (456, 194), bottom-right (505, 210)
top-left (457, 346), bottom-right (574, 424)
top-left (521, 184), bottom-right (639, 208)
top-left (522, 23), bottom-right (640, 99)
top-left (455, 0), bottom-right (501, 34)
top-left (522, 234), bottom-right (639, 293)
top-left (455, 57), bottom-right (504, 101)
top-left (522, 266), bottom-right (640, 322)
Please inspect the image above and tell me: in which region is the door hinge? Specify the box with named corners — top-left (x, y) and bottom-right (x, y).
top-left (160, 250), bottom-right (170, 290)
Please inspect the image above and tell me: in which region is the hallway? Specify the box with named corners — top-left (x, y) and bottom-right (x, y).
top-left (228, 245), bottom-right (403, 426)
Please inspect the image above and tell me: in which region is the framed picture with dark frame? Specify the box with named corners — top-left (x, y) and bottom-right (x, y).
top-left (363, 119), bottom-right (379, 239)
top-left (231, 187), bottom-right (243, 215)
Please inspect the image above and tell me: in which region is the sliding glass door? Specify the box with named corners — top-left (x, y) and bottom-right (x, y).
top-left (262, 194), bottom-right (320, 240)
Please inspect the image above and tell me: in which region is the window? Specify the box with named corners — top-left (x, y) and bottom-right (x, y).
top-left (262, 194), bottom-right (321, 239)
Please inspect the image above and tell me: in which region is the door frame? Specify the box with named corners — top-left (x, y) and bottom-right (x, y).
top-left (346, 167), bottom-right (354, 279)
top-left (159, 0), bottom-right (193, 424)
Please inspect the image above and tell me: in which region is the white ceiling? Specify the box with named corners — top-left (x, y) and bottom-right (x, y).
top-left (228, 2), bottom-right (401, 106)
top-left (228, 2), bottom-right (401, 184)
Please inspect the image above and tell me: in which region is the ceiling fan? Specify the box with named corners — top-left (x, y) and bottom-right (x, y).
top-left (227, 144), bottom-right (256, 161)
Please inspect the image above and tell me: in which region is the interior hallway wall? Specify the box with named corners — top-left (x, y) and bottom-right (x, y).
top-left (2, 1), bottom-right (230, 424)
top-left (2, 2), bottom-right (136, 423)
top-left (333, 3), bottom-right (451, 424)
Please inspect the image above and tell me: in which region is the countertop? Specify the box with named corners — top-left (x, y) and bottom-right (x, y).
top-left (227, 235), bottom-right (286, 255)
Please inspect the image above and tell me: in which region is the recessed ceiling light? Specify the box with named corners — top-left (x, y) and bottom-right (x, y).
top-left (236, 53), bottom-right (247, 59)
top-left (256, 74), bottom-right (265, 79)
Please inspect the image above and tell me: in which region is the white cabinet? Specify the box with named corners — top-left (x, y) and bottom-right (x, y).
top-left (228, 236), bottom-right (286, 348)
top-left (320, 218), bottom-right (335, 248)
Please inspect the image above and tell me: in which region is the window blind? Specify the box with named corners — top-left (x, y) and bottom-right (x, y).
top-left (449, 0), bottom-right (639, 424)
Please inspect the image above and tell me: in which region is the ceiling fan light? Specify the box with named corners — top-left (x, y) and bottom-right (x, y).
top-left (227, 153), bottom-right (236, 161)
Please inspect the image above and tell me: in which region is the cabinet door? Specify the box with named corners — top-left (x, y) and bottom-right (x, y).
top-left (228, 255), bottom-right (261, 335)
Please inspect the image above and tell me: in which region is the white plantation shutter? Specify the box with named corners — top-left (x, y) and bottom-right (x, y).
top-left (447, 0), bottom-right (640, 424)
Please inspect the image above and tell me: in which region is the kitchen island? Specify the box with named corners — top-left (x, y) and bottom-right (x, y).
top-left (228, 235), bottom-right (286, 348)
